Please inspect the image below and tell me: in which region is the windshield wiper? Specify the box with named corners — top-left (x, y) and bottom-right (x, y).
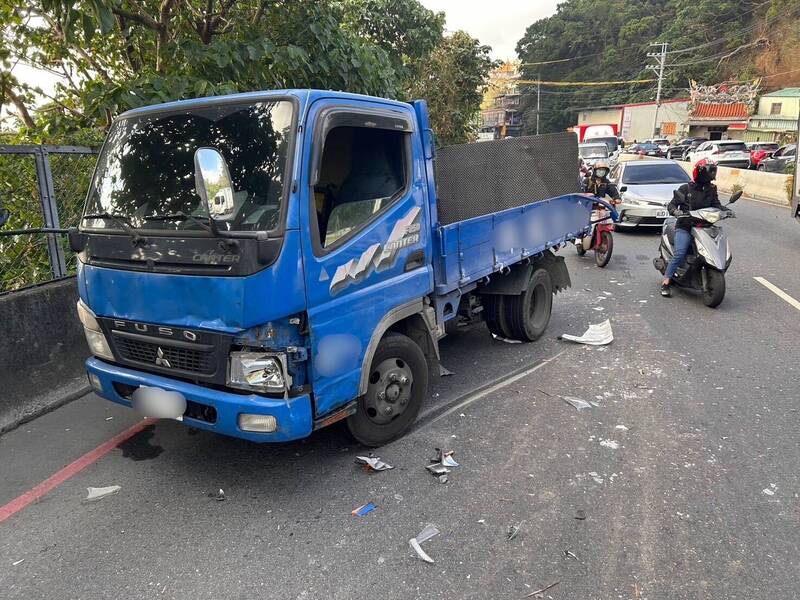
top-left (82, 211), bottom-right (145, 244)
top-left (142, 212), bottom-right (219, 236)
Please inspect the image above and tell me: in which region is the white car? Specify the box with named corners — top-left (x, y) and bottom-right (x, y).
top-left (687, 140), bottom-right (751, 170)
top-left (610, 159), bottom-right (691, 229)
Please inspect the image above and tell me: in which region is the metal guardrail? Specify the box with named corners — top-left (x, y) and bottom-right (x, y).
top-left (0, 145), bottom-right (98, 294)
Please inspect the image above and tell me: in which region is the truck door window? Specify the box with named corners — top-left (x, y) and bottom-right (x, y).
top-left (314, 126), bottom-right (408, 248)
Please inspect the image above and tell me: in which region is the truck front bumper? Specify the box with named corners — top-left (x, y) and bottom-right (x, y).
top-left (86, 357), bottom-right (313, 443)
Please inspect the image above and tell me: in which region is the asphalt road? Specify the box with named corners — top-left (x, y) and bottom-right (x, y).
top-left (1, 198), bottom-right (799, 599)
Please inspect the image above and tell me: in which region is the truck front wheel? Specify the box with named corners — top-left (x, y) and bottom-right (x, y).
top-left (505, 268), bottom-right (553, 342)
top-left (348, 332), bottom-right (428, 447)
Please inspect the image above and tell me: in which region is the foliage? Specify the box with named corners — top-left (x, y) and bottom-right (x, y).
top-left (408, 31), bottom-right (495, 146)
top-left (516, 0), bottom-right (800, 133)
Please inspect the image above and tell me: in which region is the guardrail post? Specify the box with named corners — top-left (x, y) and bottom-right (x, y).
top-left (33, 147), bottom-right (67, 279)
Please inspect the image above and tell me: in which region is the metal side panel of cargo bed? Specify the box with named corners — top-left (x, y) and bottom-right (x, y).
top-left (434, 193), bottom-right (595, 294)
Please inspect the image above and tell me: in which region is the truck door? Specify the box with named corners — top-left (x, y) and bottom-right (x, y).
top-left (299, 99), bottom-right (433, 418)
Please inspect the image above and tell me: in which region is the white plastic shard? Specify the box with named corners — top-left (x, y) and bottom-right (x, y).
top-left (562, 396), bottom-right (592, 411)
top-left (560, 319), bottom-right (613, 346)
top-left (85, 485), bottom-right (121, 501)
top-left (355, 455), bottom-right (394, 471)
top-left (409, 538), bottom-right (434, 563)
top-left (409, 524), bottom-right (440, 563)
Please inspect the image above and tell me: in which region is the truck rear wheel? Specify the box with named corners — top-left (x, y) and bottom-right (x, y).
top-left (347, 332), bottom-right (428, 447)
top-left (505, 268), bottom-right (553, 342)
top-left (483, 295), bottom-right (513, 338)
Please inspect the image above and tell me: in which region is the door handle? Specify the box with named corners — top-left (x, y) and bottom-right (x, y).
top-left (404, 249), bottom-right (425, 272)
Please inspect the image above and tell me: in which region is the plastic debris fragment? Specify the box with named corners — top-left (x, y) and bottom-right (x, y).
top-left (439, 364), bottom-right (455, 377)
top-left (352, 502), bottom-right (377, 516)
top-left (12, 559), bottom-right (25, 566)
top-left (491, 333), bottom-right (521, 344)
top-left (599, 439), bottom-right (620, 450)
top-left (432, 448), bottom-right (459, 468)
top-left (209, 488), bottom-right (226, 501)
top-left (85, 485), bottom-right (121, 502)
top-left (526, 582), bottom-right (559, 597)
top-left (355, 454), bottom-right (394, 472)
top-left (409, 525), bottom-right (440, 563)
top-left (559, 319), bottom-right (613, 346)
top-left (564, 549), bottom-right (579, 560)
top-left (574, 510), bottom-right (586, 520)
top-left (426, 463), bottom-right (451, 475)
top-left (507, 521), bottom-right (524, 541)
top-left (615, 425), bottom-right (629, 431)
top-left (562, 396), bottom-right (592, 411)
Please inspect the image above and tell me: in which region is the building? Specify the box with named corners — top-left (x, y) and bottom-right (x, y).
top-left (685, 102), bottom-right (751, 140)
top-left (479, 62), bottom-right (522, 140)
top-left (575, 99), bottom-right (690, 142)
top-left (745, 88), bottom-right (800, 143)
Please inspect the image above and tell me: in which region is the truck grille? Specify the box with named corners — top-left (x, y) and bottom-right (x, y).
top-left (112, 334), bottom-right (216, 375)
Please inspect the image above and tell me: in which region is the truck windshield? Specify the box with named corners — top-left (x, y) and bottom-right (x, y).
top-left (587, 136), bottom-right (619, 153)
top-left (579, 145), bottom-right (608, 158)
top-left (84, 100), bottom-right (294, 234)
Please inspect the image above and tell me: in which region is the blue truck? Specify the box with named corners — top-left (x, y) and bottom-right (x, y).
top-left (70, 89), bottom-right (612, 446)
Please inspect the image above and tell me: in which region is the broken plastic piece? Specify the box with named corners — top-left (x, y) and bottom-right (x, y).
top-left (352, 502), bottom-right (377, 516)
top-left (507, 521), bottom-right (524, 541)
top-left (355, 455), bottom-right (394, 472)
top-left (559, 319), bottom-right (613, 346)
top-left (437, 474), bottom-right (448, 484)
top-left (409, 525), bottom-right (440, 563)
top-left (12, 559), bottom-right (25, 566)
top-left (432, 448), bottom-right (459, 467)
top-left (209, 488), bottom-right (226, 501)
top-left (491, 333), bottom-right (522, 344)
top-left (562, 396), bottom-right (592, 411)
top-left (526, 582), bottom-right (559, 597)
top-left (85, 485), bottom-right (121, 501)
top-left (564, 549), bottom-right (579, 560)
top-left (574, 510), bottom-right (587, 520)
top-left (426, 463), bottom-right (451, 475)
top-left (439, 364), bottom-right (455, 377)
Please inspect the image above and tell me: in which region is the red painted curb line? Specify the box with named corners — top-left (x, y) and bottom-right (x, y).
top-left (0, 418), bottom-right (156, 523)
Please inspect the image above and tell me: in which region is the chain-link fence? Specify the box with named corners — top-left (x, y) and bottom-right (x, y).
top-left (0, 145), bottom-right (98, 294)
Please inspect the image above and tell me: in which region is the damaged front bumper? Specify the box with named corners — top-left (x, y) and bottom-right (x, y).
top-left (86, 357), bottom-right (313, 443)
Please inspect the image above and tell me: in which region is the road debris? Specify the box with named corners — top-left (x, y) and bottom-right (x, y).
top-left (355, 454), bottom-right (394, 472)
top-left (208, 488), bottom-right (226, 501)
top-left (591, 306), bottom-right (605, 311)
top-left (439, 364), bottom-right (455, 376)
top-left (564, 549), bottom-right (579, 560)
top-left (588, 472), bottom-right (604, 484)
top-left (507, 521), bottom-right (524, 541)
top-left (526, 582), bottom-right (559, 597)
top-left (615, 424), bottom-right (629, 431)
top-left (432, 448), bottom-right (459, 468)
top-left (559, 319), bottom-right (613, 346)
top-left (491, 333), bottom-right (522, 344)
top-left (562, 396), bottom-right (592, 411)
top-left (104, 416), bottom-right (114, 421)
top-left (409, 525), bottom-right (440, 563)
top-left (599, 439), bottom-right (620, 450)
top-left (426, 463), bottom-right (450, 475)
top-left (352, 502), bottom-right (377, 516)
top-left (574, 510), bottom-right (586, 520)
top-left (763, 484), bottom-right (777, 496)
top-left (12, 559), bottom-right (25, 566)
top-left (85, 485), bottom-right (121, 502)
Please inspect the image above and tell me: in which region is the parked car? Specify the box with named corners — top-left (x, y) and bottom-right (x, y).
top-left (758, 144), bottom-right (796, 172)
top-left (746, 142), bottom-right (780, 169)
top-left (667, 137), bottom-right (707, 161)
top-left (579, 142), bottom-right (610, 168)
top-left (648, 138), bottom-right (671, 154)
top-left (610, 159), bottom-right (691, 229)
top-left (688, 140), bottom-right (751, 169)
top-left (636, 142), bottom-right (666, 158)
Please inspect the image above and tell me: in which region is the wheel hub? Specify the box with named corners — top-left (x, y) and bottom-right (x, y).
top-left (365, 359), bottom-right (414, 425)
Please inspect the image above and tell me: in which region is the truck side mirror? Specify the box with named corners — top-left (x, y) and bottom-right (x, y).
top-left (68, 226), bottom-right (88, 252)
top-left (0, 207), bottom-right (9, 228)
top-left (194, 147), bottom-right (236, 221)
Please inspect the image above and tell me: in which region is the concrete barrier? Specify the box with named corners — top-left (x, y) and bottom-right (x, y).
top-left (0, 278), bottom-right (89, 433)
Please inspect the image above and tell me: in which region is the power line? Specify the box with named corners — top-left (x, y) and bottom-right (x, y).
top-left (516, 78), bottom-right (656, 87)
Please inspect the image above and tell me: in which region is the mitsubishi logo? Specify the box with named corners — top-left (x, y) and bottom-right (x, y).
top-left (155, 347), bottom-right (171, 368)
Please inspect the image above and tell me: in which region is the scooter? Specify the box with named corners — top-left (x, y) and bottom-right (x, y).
top-left (653, 191), bottom-right (741, 308)
top-left (575, 195), bottom-right (617, 268)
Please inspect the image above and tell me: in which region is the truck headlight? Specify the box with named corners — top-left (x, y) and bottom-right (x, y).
top-left (77, 300), bottom-right (114, 361)
top-left (228, 352), bottom-right (288, 393)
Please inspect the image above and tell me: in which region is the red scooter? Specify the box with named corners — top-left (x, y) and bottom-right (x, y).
top-left (575, 197), bottom-right (618, 268)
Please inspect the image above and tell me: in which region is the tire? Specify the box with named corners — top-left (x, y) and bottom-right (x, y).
top-left (347, 332), bottom-right (428, 447)
top-left (505, 268), bottom-right (553, 342)
top-left (594, 231), bottom-right (613, 268)
top-left (702, 268), bottom-right (726, 308)
top-left (483, 294), bottom-right (513, 338)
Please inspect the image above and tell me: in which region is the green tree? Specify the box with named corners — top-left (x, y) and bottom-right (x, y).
top-left (409, 31), bottom-right (495, 146)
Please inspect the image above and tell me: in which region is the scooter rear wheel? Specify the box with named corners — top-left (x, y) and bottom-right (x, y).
top-left (702, 268), bottom-right (726, 308)
top-left (594, 231), bottom-right (613, 268)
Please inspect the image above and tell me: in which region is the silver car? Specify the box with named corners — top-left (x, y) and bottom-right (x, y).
top-left (610, 159), bottom-right (691, 229)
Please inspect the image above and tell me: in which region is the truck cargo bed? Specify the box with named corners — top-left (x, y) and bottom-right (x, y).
top-left (434, 193), bottom-right (595, 294)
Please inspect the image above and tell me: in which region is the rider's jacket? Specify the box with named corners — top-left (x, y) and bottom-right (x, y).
top-left (668, 182), bottom-right (723, 230)
top-left (582, 176), bottom-right (620, 202)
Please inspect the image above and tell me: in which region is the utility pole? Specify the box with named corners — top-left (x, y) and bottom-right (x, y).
top-left (536, 75), bottom-right (541, 135)
top-left (647, 42), bottom-right (668, 137)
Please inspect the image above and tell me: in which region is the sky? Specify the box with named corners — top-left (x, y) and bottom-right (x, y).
top-left (419, 0), bottom-right (560, 60)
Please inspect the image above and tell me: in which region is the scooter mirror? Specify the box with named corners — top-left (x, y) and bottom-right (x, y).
top-left (728, 190), bottom-right (743, 204)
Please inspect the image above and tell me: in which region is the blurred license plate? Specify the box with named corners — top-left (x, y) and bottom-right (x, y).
top-left (131, 386), bottom-right (187, 420)
top-left (656, 210), bottom-right (668, 218)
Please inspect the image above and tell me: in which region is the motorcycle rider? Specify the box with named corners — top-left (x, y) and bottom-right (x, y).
top-left (660, 158), bottom-right (724, 297)
top-left (582, 159), bottom-right (620, 202)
